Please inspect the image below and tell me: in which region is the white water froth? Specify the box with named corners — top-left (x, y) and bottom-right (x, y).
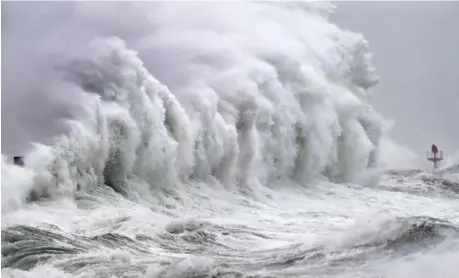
top-left (1, 2), bottom-right (388, 214)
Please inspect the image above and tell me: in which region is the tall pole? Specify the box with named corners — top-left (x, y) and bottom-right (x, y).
top-left (427, 150), bottom-right (443, 169)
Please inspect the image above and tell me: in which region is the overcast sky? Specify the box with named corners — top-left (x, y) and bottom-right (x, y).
top-left (332, 1), bottom-right (459, 158)
top-left (2, 1), bottom-right (458, 163)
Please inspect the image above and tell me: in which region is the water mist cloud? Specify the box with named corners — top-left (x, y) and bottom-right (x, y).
top-left (2, 2), bottom-right (389, 189)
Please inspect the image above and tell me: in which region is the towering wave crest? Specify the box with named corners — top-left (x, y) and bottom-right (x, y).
top-left (2, 2), bottom-right (387, 208)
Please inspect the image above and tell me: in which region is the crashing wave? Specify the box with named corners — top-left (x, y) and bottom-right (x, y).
top-left (1, 2), bottom-right (387, 208)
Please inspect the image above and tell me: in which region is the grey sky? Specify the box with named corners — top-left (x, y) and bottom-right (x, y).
top-left (1, 2), bottom-right (78, 156)
top-left (1, 1), bottom-right (458, 165)
top-left (331, 1), bottom-right (459, 159)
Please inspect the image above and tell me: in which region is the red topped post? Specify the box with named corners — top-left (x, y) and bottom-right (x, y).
top-left (427, 144), bottom-right (443, 169)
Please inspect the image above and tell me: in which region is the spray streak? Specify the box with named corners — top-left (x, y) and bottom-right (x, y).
top-left (2, 1), bottom-right (387, 205)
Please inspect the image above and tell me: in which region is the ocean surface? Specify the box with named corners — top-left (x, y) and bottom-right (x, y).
top-left (2, 2), bottom-right (458, 277)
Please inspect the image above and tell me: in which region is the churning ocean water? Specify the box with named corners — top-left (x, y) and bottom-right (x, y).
top-left (1, 2), bottom-right (458, 278)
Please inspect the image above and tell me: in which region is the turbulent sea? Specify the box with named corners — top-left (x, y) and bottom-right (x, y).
top-left (2, 2), bottom-right (458, 278)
